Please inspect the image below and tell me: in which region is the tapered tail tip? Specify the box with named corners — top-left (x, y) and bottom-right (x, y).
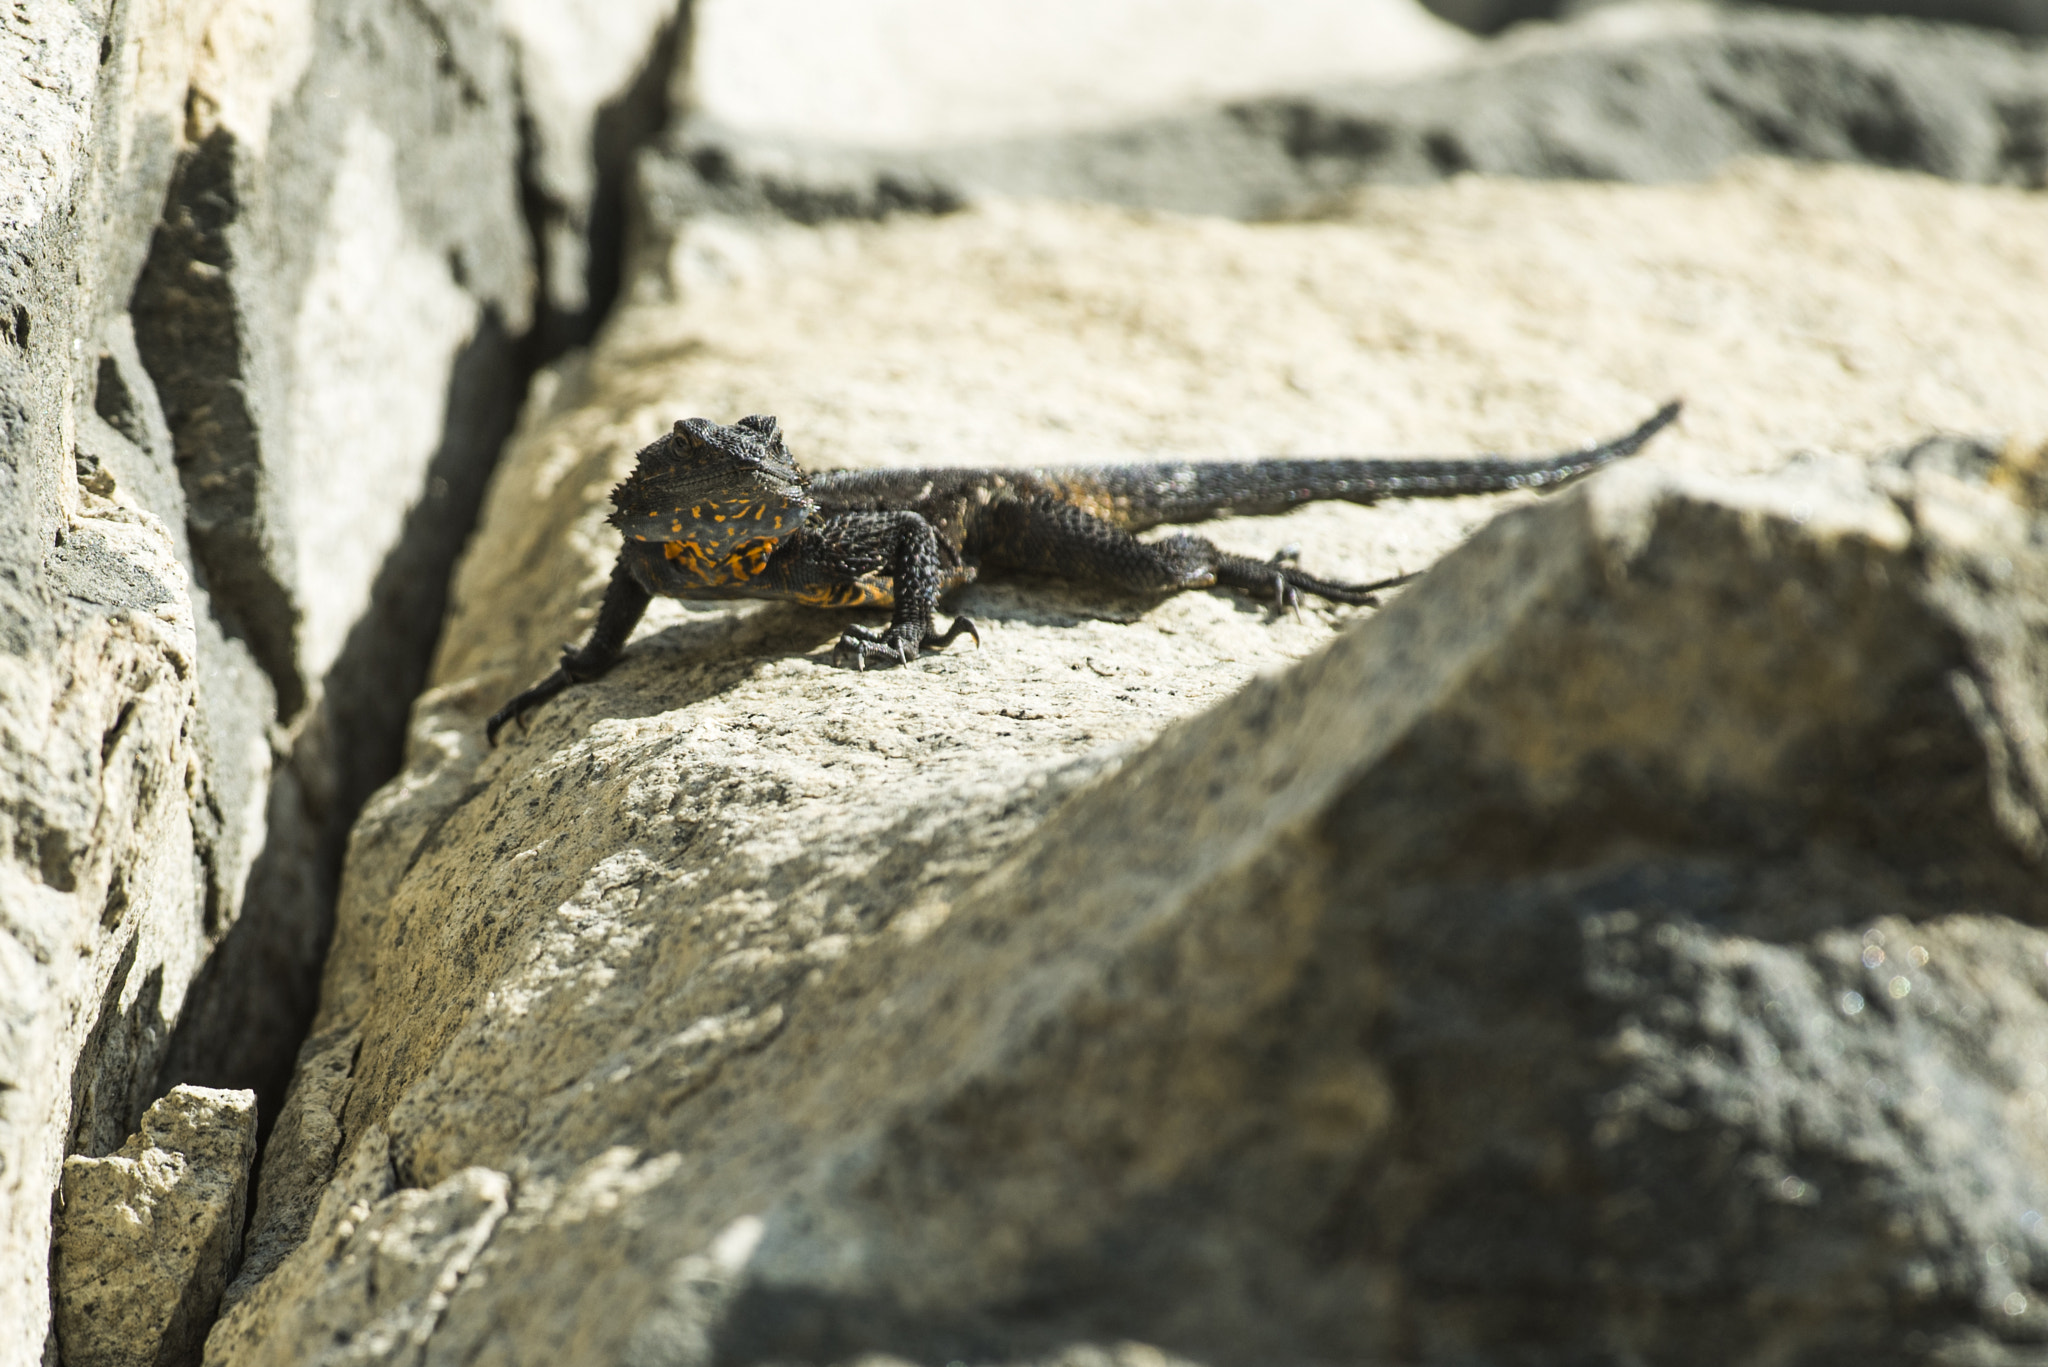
top-left (1635, 398), bottom-right (1684, 446)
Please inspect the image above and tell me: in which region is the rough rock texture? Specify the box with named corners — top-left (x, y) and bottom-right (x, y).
top-left (54, 1086), bottom-right (258, 1367)
top-left (0, 0), bottom-right (691, 1362)
top-left (210, 168), bottom-right (2048, 1362)
top-left (138, 0), bottom-right (536, 1123)
top-left (0, 0), bottom-right (250, 1352)
top-left (638, 2), bottom-right (2048, 242)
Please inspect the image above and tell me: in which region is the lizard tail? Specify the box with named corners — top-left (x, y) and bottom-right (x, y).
top-left (1063, 400), bottom-right (1682, 531)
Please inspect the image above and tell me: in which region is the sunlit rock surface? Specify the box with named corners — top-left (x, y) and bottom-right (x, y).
top-left (0, 0), bottom-right (678, 1360)
top-left (55, 1086), bottom-right (257, 1367)
top-left (214, 169), bottom-right (2048, 1363)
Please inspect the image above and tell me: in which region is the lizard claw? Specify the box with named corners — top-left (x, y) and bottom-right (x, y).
top-left (1267, 572), bottom-right (1303, 616)
top-left (833, 624), bottom-right (922, 670)
top-left (485, 667), bottom-right (575, 746)
top-left (926, 616), bottom-right (980, 651)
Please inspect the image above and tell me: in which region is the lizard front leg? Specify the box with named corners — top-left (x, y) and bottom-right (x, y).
top-left (487, 558), bottom-right (652, 744)
top-left (789, 511), bottom-right (978, 670)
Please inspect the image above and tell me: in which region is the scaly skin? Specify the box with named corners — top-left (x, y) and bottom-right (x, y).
top-left (487, 402), bottom-right (1682, 743)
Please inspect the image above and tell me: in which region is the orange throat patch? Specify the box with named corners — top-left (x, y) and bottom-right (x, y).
top-left (663, 535), bottom-right (778, 586)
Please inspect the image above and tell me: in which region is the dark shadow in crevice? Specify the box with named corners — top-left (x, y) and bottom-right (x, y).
top-left (155, 312), bottom-right (521, 1136)
top-left (66, 935), bottom-right (172, 1160)
top-left (151, 4), bottom-right (696, 1147)
top-left (519, 2), bottom-right (689, 360)
top-left (130, 125), bottom-right (306, 719)
top-left (584, 5), bottom-right (688, 340)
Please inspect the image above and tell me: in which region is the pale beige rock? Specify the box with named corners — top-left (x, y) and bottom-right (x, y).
top-left (0, 5), bottom-right (257, 1361)
top-left (0, 0), bottom-right (626, 1359)
top-left (205, 1136), bottom-right (508, 1367)
top-left (0, 488), bottom-right (223, 1366)
top-left (54, 1086), bottom-right (258, 1367)
top-left (221, 1027), bottom-right (363, 1309)
top-left (215, 166), bottom-right (2048, 1362)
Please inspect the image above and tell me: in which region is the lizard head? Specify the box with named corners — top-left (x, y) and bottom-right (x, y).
top-left (608, 415), bottom-right (818, 553)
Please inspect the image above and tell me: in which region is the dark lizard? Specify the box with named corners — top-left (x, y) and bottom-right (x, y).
top-left (486, 400), bottom-right (1682, 743)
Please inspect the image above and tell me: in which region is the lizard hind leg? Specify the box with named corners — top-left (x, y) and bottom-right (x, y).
top-left (977, 497), bottom-right (1410, 612)
top-left (1211, 550), bottom-right (1419, 610)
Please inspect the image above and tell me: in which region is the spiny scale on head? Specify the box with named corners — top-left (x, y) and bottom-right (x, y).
top-left (608, 414), bottom-right (816, 544)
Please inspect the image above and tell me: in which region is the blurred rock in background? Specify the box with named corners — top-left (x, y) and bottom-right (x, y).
top-left (639, 1), bottom-right (2048, 246)
top-left (217, 161), bottom-right (2048, 1363)
top-left (1425, 0), bottom-right (2048, 38)
top-left (6, 0), bottom-right (2048, 1364)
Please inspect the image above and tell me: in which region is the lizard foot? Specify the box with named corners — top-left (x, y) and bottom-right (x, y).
top-left (833, 624), bottom-right (914, 671)
top-left (832, 616), bottom-right (980, 671)
top-left (486, 667), bottom-right (573, 746)
top-left (485, 642), bottom-right (615, 746)
top-left (1215, 553), bottom-right (1421, 611)
top-left (926, 616), bottom-right (981, 651)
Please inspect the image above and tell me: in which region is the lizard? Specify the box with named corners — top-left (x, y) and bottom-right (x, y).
top-left (486, 400), bottom-right (1682, 744)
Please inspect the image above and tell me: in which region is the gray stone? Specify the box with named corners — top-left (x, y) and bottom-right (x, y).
top-left (55, 1085), bottom-right (258, 1367)
top-left (0, 8), bottom-right (230, 1355)
top-left (1764, 0), bottom-right (2048, 37)
top-left (1425, 0), bottom-right (2048, 40)
top-left (499, 0), bottom-right (682, 340)
top-left (205, 1141), bottom-right (509, 1367)
top-left (0, 0), bottom-right (692, 1359)
top-left (140, 0), bottom-right (515, 1151)
top-left (634, 2), bottom-right (2048, 255)
top-left (212, 175), bottom-right (2048, 1363)
top-left (657, 436), bottom-right (2046, 1366)
top-left (220, 1025), bottom-right (361, 1312)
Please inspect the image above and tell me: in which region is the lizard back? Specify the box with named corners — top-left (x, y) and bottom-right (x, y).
top-left (807, 401), bottom-right (1681, 538)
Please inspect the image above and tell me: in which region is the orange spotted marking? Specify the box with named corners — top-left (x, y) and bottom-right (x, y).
top-left (663, 535), bottom-right (778, 586)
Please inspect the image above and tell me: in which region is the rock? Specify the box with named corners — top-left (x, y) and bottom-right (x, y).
top-left (218, 1026), bottom-right (361, 1311)
top-left (203, 1135), bottom-right (510, 1367)
top-left (139, 0), bottom-right (533, 1141)
top-left (1766, 0), bottom-right (2048, 38)
top-left (1424, 0), bottom-right (2048, 40)
top-left (0, 6), bottom-right (233, 1353)
top-left (636, 3), bottom-right (2048, 241)
top-left (55, 1085), bottom-right (258, 1367)
top-left (684, 0), bottom-right (1471, 148)
top-left (0, 0), bottom-right (691, 1361)
top-left (213, 168), bottom-right (2048, 1361)
top-left (499, 0), bottom-right (681, 340)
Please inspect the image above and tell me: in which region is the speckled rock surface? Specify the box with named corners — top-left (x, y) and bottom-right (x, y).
top-left (212, 168), bottom-right (2048, 1363)
top-left (55, 1085), bottom-right (258, 1367)
top-left (0, 2), bottom-right (246, 1354)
